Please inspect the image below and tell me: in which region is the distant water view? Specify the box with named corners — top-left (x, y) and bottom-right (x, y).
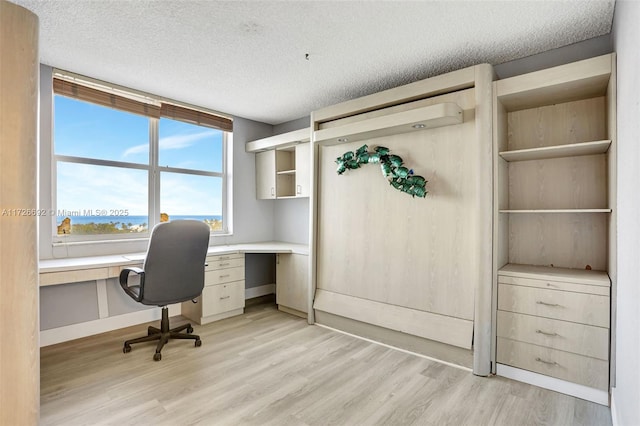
top-left (56, 215), bottom-right (221, 226)
top-left (56, 214), bottom-right (223, 235)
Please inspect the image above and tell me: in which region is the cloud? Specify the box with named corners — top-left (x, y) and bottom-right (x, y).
top-left (122, 130), bottom-right (216, 157)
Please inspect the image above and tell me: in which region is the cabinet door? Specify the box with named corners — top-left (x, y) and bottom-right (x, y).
top-left (256, 150), bottom-right (276, 199)
top-left (276, 253), bottom-right (308, 313)
top-left (295, 143), bottom-right (310, 197)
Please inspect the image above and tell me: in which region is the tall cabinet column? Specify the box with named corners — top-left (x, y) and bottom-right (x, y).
top-left (0, 1), bottom-right (39, 423)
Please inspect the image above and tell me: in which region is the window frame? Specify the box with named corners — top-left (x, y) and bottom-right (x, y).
top-left (50, 73), bottom-right (231, 245)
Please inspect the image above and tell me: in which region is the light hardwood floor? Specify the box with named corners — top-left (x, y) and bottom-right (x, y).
top-left (41, 301), bottom-right (612, 426)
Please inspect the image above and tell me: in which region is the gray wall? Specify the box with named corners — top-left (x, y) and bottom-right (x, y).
top-left (612, 1), bottom-right (640, 424)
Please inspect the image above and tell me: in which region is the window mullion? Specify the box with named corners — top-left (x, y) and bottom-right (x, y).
top-left (149, 117), bottom-right (160, 230)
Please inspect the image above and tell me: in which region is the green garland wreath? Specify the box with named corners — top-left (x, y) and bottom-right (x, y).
top-left (335, 145), bottom-right (427, 198)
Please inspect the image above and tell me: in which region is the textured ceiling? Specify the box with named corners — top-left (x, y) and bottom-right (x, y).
top-left (12, 0), bottom-right (614, 125)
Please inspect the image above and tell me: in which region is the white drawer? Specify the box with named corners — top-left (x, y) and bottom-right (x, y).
top-left (498, 275), bottom-right (609, 296)
top-left (205, 257), bottom-right (244, 271)
top-left (497, 311), bottom-right (609, 360)
top-left (497, 337), bottom-right (609, 390)
top-left (206, 252), bottom-right (243, 262)
top-left (201, 281), bottom-right (245, 317)
top-left (498, 284), bottom-right (609, 327)
top-left (205, 266), bottom-right (245, 286)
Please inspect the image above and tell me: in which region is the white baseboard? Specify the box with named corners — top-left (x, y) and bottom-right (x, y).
top-left (40, 304), bottom-right (181, 347)
top-left (496, 363), bottom-right (609, 406)
top-left (245, 283), bottom-right (275, 299)
top-left (610, 387), bottom-right (619, 426)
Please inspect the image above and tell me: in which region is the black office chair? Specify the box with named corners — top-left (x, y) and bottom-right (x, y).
top-left (120, 220), bottom-right (210, 361)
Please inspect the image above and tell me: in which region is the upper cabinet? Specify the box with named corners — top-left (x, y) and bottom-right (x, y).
top-left (247, 128), bottom-right (310, 199)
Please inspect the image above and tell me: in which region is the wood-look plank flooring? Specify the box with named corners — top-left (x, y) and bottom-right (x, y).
top-left (40, 302), bottom-right (612, 426)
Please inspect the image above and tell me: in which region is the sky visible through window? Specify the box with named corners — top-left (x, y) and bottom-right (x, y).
top-left (54, 96), bottom-right (224, 225)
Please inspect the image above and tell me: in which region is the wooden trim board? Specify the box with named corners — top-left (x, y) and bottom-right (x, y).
top-left (313, 289), bottom-right (473, 349)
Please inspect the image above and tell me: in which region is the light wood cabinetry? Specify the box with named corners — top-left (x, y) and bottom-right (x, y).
top-left (182, 253), bottom-right (245, 324)
top-left (276, 253), bottom-right (308, 317)
top-left (493, 54), bottom-right (615, 403)
top-left (247, 128), bottom-right (311, 199)
top-left (0, 2), bottom-right (40, 424)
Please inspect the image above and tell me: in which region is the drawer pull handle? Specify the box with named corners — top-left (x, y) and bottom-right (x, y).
top-left (220, 296), bottom-right (230, 300)
top-left (219, 262), bottom-right (230, 267)
top-left (535, 357), bottom-right (558, 366)
top-left (219, 274), bottom-right (230, 278)
top-left (536, 301), bottom-right (561, 307)
top-left (535, 329), bottom-right (558, 337)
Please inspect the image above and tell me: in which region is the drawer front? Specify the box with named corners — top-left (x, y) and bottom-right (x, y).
top-left (497, 311), bottom-right (609, 360)
top-left (498, 284), bottom-right (609, 327)
top-left (498, 275), bottom-right (609, 296)
top-left (205, 266), bottom-right (245, 286)
top-left (497, 337), bottom-right (609, 390)
top-left (201, 281), bottom-right (245, 317)
top-left (205, 257), bottom-right (244, 272)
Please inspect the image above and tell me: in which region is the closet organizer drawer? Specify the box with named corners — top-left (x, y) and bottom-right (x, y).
top-left (497, 337), bottom-right (609, 390)
top-left (496, 311), bottom-right (609, 360)
top-left (205, 266), bottom-right (245, 286)
top-left (201, 281), bottom-right (244, 317)
top-left (498, 284), bottom-right (609, 328)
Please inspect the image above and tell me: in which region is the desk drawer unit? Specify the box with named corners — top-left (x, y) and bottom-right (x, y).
top-left (182, 253), bottom-right (245, 325)
top-left (496, 265), bottom-right (610, 394)
top-left (201, 281), bottom-right (244, 317)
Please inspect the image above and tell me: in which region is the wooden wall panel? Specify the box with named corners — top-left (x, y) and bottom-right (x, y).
top-left (316, 89), bottom-right (477, 323)
top-left (0, 1), bottom-right (40, 423)
top-left (507, 97), bottom-right (606, 150)
top-left (508, 213), bottom-right (608, 270)
top-left (508, 155), bottom-right (608, 210)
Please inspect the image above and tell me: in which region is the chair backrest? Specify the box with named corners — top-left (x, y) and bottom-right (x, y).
top-left (140, 220), bottom-right (210, 306)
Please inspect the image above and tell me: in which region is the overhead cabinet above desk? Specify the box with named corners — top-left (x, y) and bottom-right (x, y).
top-left (247, 128), bottom-right (311, 199)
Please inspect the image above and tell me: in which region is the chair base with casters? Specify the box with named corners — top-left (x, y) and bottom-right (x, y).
top-left (123, 306), bottom-right (202, 361)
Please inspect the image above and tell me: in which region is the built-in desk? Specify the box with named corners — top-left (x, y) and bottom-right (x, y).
top-left (39, 242), bottom-right (309, 284)
top-left (38, 242), bottom-right (309, 346)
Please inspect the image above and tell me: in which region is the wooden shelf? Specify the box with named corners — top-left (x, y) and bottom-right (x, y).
top-left (499, 263), bottom-right (610, 287)
top-left (496, 54), bottom-right (611, 111)
top-left (499, 140), bottom-right (611, 162)
top-left (314, 102), bottom-right (463, 146)
top-left (246, 128), bottom-right (310, 153)
top-left (499, 209), bottom-right (611, 214)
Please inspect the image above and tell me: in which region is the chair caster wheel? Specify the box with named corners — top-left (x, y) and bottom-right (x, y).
top-left (195, 339), bottom-right (202, 347)
top-left (153, 352), bottom-right (161, 361)
top-left (123, 345), bottom-right (131, 353)
top-left (186, 326), bottom-right (194, 334)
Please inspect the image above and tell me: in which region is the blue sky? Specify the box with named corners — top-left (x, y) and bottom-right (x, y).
top-left (54, 96), bottom-right (224, 217)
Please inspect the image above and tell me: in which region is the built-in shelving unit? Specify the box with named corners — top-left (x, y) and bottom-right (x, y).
top-left (247, 128), bottom-right (311, 199)
top-left (493, 54), bottom-right (616, 405)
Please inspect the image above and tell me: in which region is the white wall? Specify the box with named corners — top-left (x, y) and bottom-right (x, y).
top-left (612, 1), bottom-right (640, 425)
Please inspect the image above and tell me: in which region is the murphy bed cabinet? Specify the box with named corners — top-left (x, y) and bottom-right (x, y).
top-left (247, 128), bottom-right (310, 199)
top-left (493, 54), bottom-right (616, 405)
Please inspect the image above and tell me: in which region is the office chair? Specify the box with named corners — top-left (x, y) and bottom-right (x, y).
top-left (120, 220), bottom-right (210, 361)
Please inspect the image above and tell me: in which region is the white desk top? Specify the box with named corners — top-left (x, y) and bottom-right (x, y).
top-left (39, 241), bottom-right (309, 274)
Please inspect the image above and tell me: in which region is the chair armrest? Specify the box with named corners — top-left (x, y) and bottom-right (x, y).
top-left (119, 267), bottom-right (145, 302)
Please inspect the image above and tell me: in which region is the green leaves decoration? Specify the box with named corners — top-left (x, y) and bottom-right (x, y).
top-left (335, 145), bottom-right (428, 198)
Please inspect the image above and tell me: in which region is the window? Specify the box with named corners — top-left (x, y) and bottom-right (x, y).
top-left (52, 75), bottom-right (232, 241)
